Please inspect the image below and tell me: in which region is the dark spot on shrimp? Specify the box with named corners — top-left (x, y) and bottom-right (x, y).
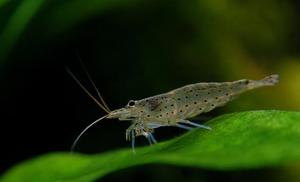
top-left (160, 114), bottom-right (162, 117)
top-left (171, 104), bottom-right (174, 107)
top-left (185, 104), bottom-right (189, 107)
top-left (225, 93), bottom-right (229, 96)
top-left (177, 98), bottom-right (181, 101)
top-left (211, 104), bottom-right (215, 107)
top-left (207, 92), bottom-right (210, 95)
top-left (204, 99), bottom-right (207, 102)
top-left (165, 106), bottom-right (168, 109)
top-left (148, 99), bottom-right (161, 111)
top-left (185, 96), bottom-right (188, 99)
top-left (194, 102), bottom-right (197, 104)
top-left (147, 115), bottom-right (150, 117)
top-left (245, 80), bottom-right (249, 84)
top-left (196, 94), bottom-right (199, 96)
top-left (180, 110), bottom-right (183, 113)
top-left (215, 97), bottom-right (218, 99)
top-left (199, 107), bottom-right (202, 110)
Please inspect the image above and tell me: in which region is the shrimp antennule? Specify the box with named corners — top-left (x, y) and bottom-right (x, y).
top-left (66, 68), bottom-right (110, 113)
top-left (76, 55), bottom-right (111, 112)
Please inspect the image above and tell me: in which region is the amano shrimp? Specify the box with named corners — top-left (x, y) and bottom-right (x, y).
top-left (68, 71), bottom-right (279, 153)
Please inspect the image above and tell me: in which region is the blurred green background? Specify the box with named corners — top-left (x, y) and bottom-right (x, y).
top-left (1, 0), bottom-right (299, 181)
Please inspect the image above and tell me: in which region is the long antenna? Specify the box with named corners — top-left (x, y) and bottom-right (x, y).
top-left (76, 54), bottom-right (111, 112)
top-left (66, 68), bottom-right (110, 113)
top-left (71, 115), bottom-right (108, 152)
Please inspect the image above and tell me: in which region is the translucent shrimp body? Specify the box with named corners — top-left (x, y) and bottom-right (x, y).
top-left (71, 73), bottom-right (279, 153)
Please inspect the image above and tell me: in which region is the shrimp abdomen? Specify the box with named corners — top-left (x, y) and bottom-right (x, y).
top-left (172, 74), bottom-right (279, 119)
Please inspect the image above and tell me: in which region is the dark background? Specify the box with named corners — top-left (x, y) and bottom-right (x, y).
top-left (1, 0), bottom-right (300, 181)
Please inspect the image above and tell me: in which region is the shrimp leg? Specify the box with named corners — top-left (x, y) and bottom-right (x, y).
top-left (126, 124), bottom-right (137, 153)
top-left (176, 120), bottom-right (211, 130)
top-left (148, 132), bottom-right (157, 143)
top-left (176, 124), bottom-right (194, 130)
top-left (179, 120), bottom-right (212, 130)
top-left (142, 131), bottom-right (153, 145)
top-left (142, 131), bottom-right (158, 145)
top-left (131, 130), bottom-right (136, 153)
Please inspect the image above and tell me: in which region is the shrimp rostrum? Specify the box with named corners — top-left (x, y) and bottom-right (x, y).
top-left (68, 70), bottom-right (279, 152)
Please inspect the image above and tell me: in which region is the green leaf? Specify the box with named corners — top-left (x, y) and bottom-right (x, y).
top-left (2, 110), bottom-right (300, 182)
top-left (0, 0), bottom-right (45, 62)
top-left (0, 0), bottom-right (8, 8)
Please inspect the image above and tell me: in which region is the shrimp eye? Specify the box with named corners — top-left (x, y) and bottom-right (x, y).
top-left (128, 100), bottom-right (136, 107)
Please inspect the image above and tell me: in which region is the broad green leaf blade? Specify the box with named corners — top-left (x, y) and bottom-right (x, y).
top-left (2, 110), bottom-right (300, 182)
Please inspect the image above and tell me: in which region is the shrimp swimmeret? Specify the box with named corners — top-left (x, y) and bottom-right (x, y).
top-left (68, 70), bottom-right (279, 153)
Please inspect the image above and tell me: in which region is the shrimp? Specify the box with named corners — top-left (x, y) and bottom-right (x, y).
top-left (68, 70), bottom-right (279, 153)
